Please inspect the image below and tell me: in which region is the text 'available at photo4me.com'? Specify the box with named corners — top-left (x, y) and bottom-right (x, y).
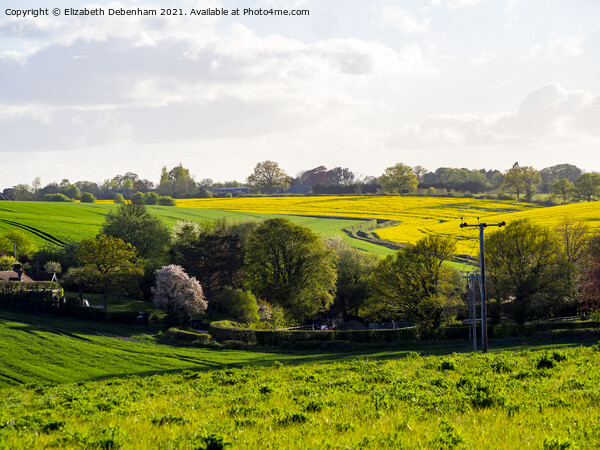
top-left (5, 6), bottom-right (310, 18)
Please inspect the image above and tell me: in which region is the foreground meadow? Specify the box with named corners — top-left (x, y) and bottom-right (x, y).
top-left (1, 312), bottom-right (600, 448)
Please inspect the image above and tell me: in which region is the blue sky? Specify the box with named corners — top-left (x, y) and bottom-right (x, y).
top-left (1, 0), bottom-right (600, 188)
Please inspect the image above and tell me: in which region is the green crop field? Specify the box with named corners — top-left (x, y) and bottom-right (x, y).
top-left (1, 311), bottom-right (599, 448)
top-left (0, 201), bottom-right (392, 255)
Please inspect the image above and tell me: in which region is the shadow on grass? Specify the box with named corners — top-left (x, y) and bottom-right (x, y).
top-left (2, 309), bottom-right (599, 387)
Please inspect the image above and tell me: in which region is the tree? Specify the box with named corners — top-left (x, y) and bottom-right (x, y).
top-left (174, 229), bottom-right (245, 300)
top-left (44, 261), bottom-right (62, 274)
top-left (0, 230), bottom-right (34, 258)
top-left (244, 218), bottom-right (337, 321)
top-left (573, 173), bottom-right (600, 202)
top-left (551, 178), bottom-right (575, 203)
top-left (555, 217), bottom-right (590, 305)
top-left (361, 236), bottom-right (459, 335)
top-left (501, 163), bottom-right (540, 201)
top-left (80, 192), bottom-right (96, 203)
top-left (540, 164), bottom-right (582, 193)
top-left (581, 254), bottom-right (600, 312)
top-left (113, 193), bottom-right (125, 204)
top-left (31, 177), bottom-right (42, 201)
top-left (217, 287), bottom-right (260, 324)
top-left (246, 161), bottom-right (291, 194)
top-left (158, 164), bottom-right (196, 197)
top-left (152, 265), bottom-right (207, 326)
top-left (326, 167), bottom-right (355, 185)
top-left (100, 204), bottom-right (171, 260)
top-left (325, 237), bottom-right (379, 318)
top-left (68, 235), bottom-right (143, 310)
top-left (12, 184), bottom-right (34, 201)
top-left (300, 166), bottom-right (328, 187)
top-left (486, 219), bottom-right (561, 323)
top-left (378, 163), bottom-right (418, 194)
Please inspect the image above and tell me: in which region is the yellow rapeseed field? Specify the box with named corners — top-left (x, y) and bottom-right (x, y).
top-left (177, 196), bottom-right (600, 257)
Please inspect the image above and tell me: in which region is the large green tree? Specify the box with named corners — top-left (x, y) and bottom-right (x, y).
top-left (378, 163), bottom-right (418, 194)
top-left (486, 219), bottom-right (562, 323)
top-left (66, 235), bottom-right (143, 310)
top-left (551, 178), bottom-right (575, 203)
top-left (361, 236), bottom-right (459, 335)
top-left (246, 161), bottom-right (291, 194)
top-left (501, 163), bottom-right (541, 201)
top-left (324, 237), bottom-right (379, 319)
top-left (100, 204), bottom-right (171, 260)
top-left (573, 173), bottom-right (600, 202)
top-left (244, 218), bottom-right (336, 321)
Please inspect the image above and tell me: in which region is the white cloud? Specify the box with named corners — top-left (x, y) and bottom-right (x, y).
top-left (0, 19), bottom-right (436, 154)
top-left (429, 0), bottom-right (483, 9)
top-left (387, 84), bottom-right (600, 151)
top-left (526, 34), bottom-right (585, 60)
top-left (375, 7), bottom-right (430, 34)
top-left (469, 51), bottom-right (495, 66)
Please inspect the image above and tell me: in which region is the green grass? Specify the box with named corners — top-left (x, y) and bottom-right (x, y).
top-left (0, 201), bottom-right (393, 256)
top-left (1, 311), bottom-right (599, 448)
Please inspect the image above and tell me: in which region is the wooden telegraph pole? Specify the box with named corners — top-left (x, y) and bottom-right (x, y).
top-left (461, 271), bottom-right (478, 352)
top-left (460, 219), bottom-right (505, 353)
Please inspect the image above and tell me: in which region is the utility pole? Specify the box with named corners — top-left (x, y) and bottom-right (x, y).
top-left (461, 271), bottom-right (478, 353)
top-left (460, 218), bottom-right (505, 353)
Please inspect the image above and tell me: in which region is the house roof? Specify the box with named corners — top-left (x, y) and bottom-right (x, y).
top-left (0, 271), bottom-right (34, 282)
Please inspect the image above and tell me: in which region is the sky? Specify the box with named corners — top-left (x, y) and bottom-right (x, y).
top-left (1, 0), bottom-right (600, 189)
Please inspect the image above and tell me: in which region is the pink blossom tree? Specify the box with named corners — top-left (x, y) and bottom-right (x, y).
top-left (152, 265), bottom-right (207, 327)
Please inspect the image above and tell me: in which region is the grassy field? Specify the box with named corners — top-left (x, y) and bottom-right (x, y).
top-left (0, 201), bottom-right (392, 255)
top-left (1, 311), bottom-right (599, 448)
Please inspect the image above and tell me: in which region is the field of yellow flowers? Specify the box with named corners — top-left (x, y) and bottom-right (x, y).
top-left (177, 196), bottom-right (600, 256)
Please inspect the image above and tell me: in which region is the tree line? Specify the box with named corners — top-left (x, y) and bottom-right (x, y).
top-left (2, 204), bottom-right (599, 334)
top-left (5, 161), bottom-right (599, 203)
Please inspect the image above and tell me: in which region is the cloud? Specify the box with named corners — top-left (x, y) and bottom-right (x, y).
top-left (525, 34), bottom-right (585, 60)
top-left (375, 7), bottom-right (430, 34)
top-left (469, 51), bottom-right (495, 66)
top-left (387, 84), bottom-right (600, 149)
top-left (0, 18), bottom-right (436, 153)
top-left (429, 0), bottom-right (484, 9)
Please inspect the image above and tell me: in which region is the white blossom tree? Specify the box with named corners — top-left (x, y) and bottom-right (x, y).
top-left (152, 265), bottom-right (207, 326)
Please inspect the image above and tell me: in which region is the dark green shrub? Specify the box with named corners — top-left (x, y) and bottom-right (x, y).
top-left (80, 192), bottom-right (96, 203)
top-left (158, 196), bottom-right (176, 206)
top-left (143, 192), bottom-right (159, 205)
top-left (130, 192), bottom-right (145, 205)
top-left (43, 193), bottom-right (73, 202)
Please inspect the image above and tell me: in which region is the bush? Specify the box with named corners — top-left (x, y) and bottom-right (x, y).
top-left (158, 196), bottom-right (176, 206)
top-left (80, 192), bottom-right (96, 203)
top-left (166, 327), bottom-right (211, 343)
top-left (113, 193), bottom-right (125, 204)
top-left (130, 192), bottom-right (145, 205)
top-left (143, 192), bottom-right (159, 205)
top-left (43, 193), bottom-right (73, 202)
top-left (0, 255), bottom-right (18, 271)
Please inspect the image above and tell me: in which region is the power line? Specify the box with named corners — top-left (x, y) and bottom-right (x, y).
top-left (460, 218), bottom-right (506, 353)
